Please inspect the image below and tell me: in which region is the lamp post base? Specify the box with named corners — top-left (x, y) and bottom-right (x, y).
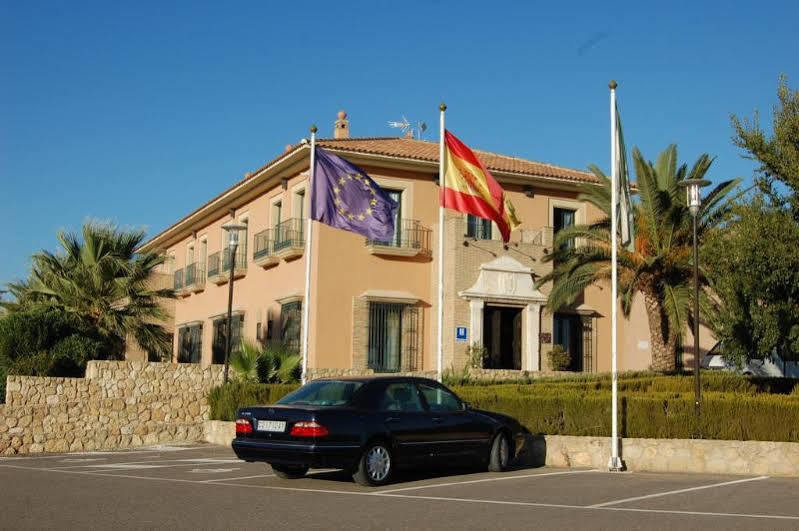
top-left (608, 455), bottom-right (625, 472)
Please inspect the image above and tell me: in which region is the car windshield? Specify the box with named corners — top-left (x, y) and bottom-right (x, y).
top-left (276, 380), bottom-right (364, 407)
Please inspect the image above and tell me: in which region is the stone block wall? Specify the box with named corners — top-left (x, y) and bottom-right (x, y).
top-left (0, 361), bottom-right (224, 455)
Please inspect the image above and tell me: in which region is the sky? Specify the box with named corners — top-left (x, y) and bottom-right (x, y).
top-left (2, 0), bottom-right (798, 286)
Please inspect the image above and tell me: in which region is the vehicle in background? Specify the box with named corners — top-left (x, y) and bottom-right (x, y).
top-left (701, 342), bottom-right (799, 377)
top-left (231, 376), bottom-right (528, 486)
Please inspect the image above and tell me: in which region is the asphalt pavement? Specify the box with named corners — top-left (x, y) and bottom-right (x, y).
top-left (1, 443), bottom-right (798, 530)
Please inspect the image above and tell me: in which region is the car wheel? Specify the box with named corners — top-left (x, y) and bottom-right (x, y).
top-left (271, 465), bottom-right (308, 479)
top-left (353, 441), bottom-right (393, 487)
top-left (488, 432), bottom-right (511, 472)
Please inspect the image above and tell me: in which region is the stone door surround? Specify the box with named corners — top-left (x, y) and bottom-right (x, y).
top-left (459, 256), bottom-right (548, 371)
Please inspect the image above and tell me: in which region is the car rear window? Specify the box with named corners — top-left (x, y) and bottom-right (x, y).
top-left (276, 380), bottom-right (364, 407)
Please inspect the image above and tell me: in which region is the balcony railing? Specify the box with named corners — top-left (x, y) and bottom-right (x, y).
top-left (184, 262), bottom-right (206, 292)
top-left (253, 228), bottom-right (279, 267)
top-left (173, 269), bottom-right (184, 291)
top-left (207, 247), bottom-right (247, 284)
top-left (366, 219), bottom-right (431, 257)
top-left (273, 218), bottom-right (305, 260)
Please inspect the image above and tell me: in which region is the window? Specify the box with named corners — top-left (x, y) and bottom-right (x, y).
top-left (294, 189), bottom-right (306, 220)
top-left (386, 189), bottom-right (403, 246)
top-left (379, 382), bottom-right (424, 412)
top-left (553, 313), bottom-right (584, 372)
top-left (466, 215), bottom-right (492, 240)
top-left (553, 208), bottom-right (576, 250)
top-left (367, 302), bottom-right (419, 372)
top-left (277, 380), bottom-right (363, 407)
top-left (272, 200), bottom-right (283, 228)
top-left (177, 324), bottom-right (202, 363)
top-left (417, 382), bottom-right (462, 412)
top-left (281, 301), bottom-right (302, 352)
top-left (212, 315), bottom-right (243, 364)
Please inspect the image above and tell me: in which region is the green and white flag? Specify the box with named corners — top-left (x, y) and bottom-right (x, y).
top-left (614, 103), bottom-right (635, 249)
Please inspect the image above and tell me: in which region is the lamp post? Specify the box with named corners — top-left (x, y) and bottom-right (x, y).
top-left (679, 179), bottom-right (710, 416)
top-left (222, 223), bottom-right (247, 384)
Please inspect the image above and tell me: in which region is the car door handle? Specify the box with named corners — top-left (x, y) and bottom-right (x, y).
top-left (432, 417), bottom-right (443, 423)
top-left (385, 417), bottom-right (400, 423)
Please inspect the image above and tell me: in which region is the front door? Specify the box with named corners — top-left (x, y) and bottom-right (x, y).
top-left (483, 306), bottom-right (522, 370)
top-left (416, 382), bottom-right (488, 461)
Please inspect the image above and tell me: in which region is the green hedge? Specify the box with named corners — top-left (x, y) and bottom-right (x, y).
top-left (453, 386), bottom-right (799, 442)
top-left (207, 377), bottom-right (799, 442)
top-left (208, 382), bottom-right (299, 421)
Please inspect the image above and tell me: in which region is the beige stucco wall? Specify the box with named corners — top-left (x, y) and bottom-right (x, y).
top-left (149, 150), bottom-right (689, 375)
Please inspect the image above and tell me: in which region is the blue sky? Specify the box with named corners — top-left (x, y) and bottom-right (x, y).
top-left (2, 0), bottom-right (798, 285)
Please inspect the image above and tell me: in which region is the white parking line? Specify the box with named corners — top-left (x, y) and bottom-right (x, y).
top-left (0, 445), bottom-right (209, 461)
top-left (377, 469), bottom-right (598, 493)
top-left (201, 474), bottom-right (275, 483)
top-left (1, 463), bottom-right (796, 522)
top-left (587, 476), bottom-right (771, 508)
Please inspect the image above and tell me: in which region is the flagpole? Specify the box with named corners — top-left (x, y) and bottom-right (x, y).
top-left (301, 125), bottom-right (317, 385)
top-left (608, 81), bottom-right (623, 471)
top-left (437, 103), bottom-right (446, 382)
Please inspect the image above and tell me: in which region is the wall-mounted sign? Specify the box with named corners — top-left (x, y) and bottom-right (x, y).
top-left (540, 332), bottom-right (552, 343)
top-left (456, 327), bottom-right (468, 342)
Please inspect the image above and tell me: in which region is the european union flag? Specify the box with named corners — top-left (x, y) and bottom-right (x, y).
top-left (310, 147), bottom-right (399, 241)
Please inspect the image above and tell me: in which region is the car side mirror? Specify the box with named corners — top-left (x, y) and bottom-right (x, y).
top-left (462, 402), bottom-right (472, 410)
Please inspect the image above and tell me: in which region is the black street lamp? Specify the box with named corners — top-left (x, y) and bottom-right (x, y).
top-left (679, 178), bottom-right (710, 416)
top-left (222, 223), bottom-right (247, 384)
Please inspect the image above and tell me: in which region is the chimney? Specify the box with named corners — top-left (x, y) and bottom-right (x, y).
top-left (334, 110), bottom-right (349, 139)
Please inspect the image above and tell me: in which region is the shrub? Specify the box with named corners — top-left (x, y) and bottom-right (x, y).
top-left (208, 382), bottom-right (299, 421)
top-left (0, 309), bottom-right (106, 378)
top-left (451, 385), bottom-right (799, 442)
top-left (547, 345), bottom-right (571, 371)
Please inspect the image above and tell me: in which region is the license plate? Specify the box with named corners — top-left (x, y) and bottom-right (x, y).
top-left (257, 420), bottom-right (286, 432)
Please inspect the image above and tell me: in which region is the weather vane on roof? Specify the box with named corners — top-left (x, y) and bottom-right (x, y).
top-left (387, 116), bottom-right (428, 139)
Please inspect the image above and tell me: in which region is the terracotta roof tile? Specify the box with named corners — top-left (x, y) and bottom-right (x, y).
top-left (253, 137), bottom-right (597, 185)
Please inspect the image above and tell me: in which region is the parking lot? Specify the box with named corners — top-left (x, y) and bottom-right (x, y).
top-left (1, 443), bottom-right (798, 529)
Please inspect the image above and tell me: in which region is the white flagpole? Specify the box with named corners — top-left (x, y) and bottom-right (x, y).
top-left (437, 103), bottom-right (446, 382)
top-left (608, 81), bottom-right (623, 471)
top-left (301, 125), bottom-right (317, 385)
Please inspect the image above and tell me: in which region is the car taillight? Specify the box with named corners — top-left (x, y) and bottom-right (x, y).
top-left (236, 418), bottom-right (253, 435)
top-left (290, 421), bottom-right (329, 438)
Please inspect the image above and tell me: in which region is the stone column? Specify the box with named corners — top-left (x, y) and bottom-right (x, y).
top-left (525, 303), bottom-right (542, 371)
top-left (469, 299), bottom-right (484, 347)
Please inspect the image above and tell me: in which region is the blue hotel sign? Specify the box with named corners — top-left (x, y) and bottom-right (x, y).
top-left (455, 327), bottom-right (468, 342)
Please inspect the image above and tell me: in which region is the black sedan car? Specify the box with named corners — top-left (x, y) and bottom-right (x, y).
top-left (232, 376), bottom-right (527, 486)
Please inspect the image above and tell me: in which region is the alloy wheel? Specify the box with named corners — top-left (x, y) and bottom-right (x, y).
top-left (366, 445), bottom-right (391, 482)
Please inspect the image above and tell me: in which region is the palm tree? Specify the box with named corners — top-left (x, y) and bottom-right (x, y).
top-left (537, 146), bottom-right (738, 371)
top-left (2, 222), bottom-right (174, 360)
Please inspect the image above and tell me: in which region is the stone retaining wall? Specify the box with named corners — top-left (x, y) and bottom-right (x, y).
top-left (1, 361), bottom-right (224, 455)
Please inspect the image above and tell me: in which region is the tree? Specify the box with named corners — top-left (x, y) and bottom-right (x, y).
top-left (538, 145), bottom-right (738, 372)
top-left (706, 76), bottom-right (799, 368)
top-left (0, 308), bottom-right (103, 378)
top-left (704, 197), bottom-right (799, 368)
top-left (732, 75), bottom-right (799, 213)
top-left (2, 222), bottom-right (174, 360)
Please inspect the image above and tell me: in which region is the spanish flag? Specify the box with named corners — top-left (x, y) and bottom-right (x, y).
top-left (441, 130), bottom-right (521, 242)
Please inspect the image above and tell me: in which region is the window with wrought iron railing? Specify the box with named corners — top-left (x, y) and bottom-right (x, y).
top-left (367, 302), bottom-right (419, 372)
top-left (212, 315), bottom-right (243, 365)
top-left (281, 301), bottom-right (302, 352)
top-left (184, 262), bottom-right (205, 286)
top-left (274, 218), bottom-right (304, 252)
top-left (366, 219), bottom-right (430, 250)
top-left (177, 324), bottom-right (202, 363)
top-left (173, 269), bottom-right (184, 290)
